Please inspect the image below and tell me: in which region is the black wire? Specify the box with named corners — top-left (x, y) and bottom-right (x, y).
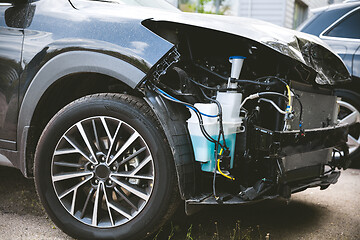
top-left (259, 92), bottom-right (304, 132)
top-left (186, 35), bottom-right (229, 83)
top-left (190, 78), bottom-right (233, 199)
top-left (258, 92), bottom-right (289, 99)
top-left (255, 76), bottom-right (304, 131)
top-left (186, 53), bottom-right (304, 131)
top-left (194, 63), bottom-right (228, 82)
top-left (188, 77), bottom-right (237, 91)
top-left (270, 76), bottom-right (304, 132)
top-left (187, 63), bottom-right (303, 132)
top-left (232, 79), bottom-right (278, 86)
top-left (255, 76), bottom-right (287, 84)
top-left (177, 72), bottom-right (304, 133)
top-left (198, 88), bottom-right (228, 150)
top-left (195, 110), bottom-right (220, 145)
top-left (155, 84), bottom-right (226, 199)
top-left (188, 77), bottom-right (219, 90)
top-left (175, 60), bottom-right (231, 197)
top-left (198, 87), bottom-right (236, 200)
top-left (156, 89), bottom-right (215, 143)
top-left (154, 73), bottom-right (305, 200)
top-left (213, 133), bottom-right (221, 200)
top-left (153, 86), bottom-right (222, 146)
top-left (294, 93), bottom-right (304, 131)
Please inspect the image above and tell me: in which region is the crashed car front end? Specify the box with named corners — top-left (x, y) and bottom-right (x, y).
top-left (140, 15), bottom-right (351, 205)
top-left (15, 1), bottom-right (354, 239)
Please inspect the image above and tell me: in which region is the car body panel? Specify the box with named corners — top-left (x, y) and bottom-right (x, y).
top-left (298, 3), bottom-right (358, 36)
top-left (13, 0), bottom-right (174, 170)
top-left (319, 6), bottom-right (360, 76)
top-left (299, 2), bottom-right (360, 88)
top-left (318, 37), bottom-right (359, 76)
top-left (354, 46), bottom-right (360, 78)
top-left (18, 0), bottom-right (175, 105)
top-left (0, 3), bottom-right (24, 149)
top-left (19, 0), bottom-right (174, 101)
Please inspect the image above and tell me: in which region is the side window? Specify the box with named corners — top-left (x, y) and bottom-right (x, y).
top-left (325, 9), bottom-right (360, 39)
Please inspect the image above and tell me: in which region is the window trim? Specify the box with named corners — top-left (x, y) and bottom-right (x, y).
top-left (320, 6), bottom-right (360, 43)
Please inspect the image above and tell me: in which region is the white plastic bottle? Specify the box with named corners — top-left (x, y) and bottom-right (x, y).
top-left (187, 103), bottom-right (219, 172)
top-left (216, 91), bottom-right (243, 169)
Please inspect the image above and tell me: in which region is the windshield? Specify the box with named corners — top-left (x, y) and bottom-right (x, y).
top-left (92, 0), bottom-right (179, 11)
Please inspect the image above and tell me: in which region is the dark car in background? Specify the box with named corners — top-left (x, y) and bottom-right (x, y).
top-left (0, 0), bottom-right (354, 239)
top-left (298, 1), bottom-right (360, 165)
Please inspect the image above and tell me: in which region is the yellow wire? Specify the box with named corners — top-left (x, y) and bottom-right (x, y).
top-left (286, 84), bottom-right (292, 112)
top-left (217, 148), bottom-right (235, 181)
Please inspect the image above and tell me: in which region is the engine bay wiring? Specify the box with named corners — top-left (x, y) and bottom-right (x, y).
top-left (150, 71), bottom-right (305, 202)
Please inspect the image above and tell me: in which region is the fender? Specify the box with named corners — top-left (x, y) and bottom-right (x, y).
top-left (144, 87), bottom-right (198, 200)
top-left (16, 50), bottom-right (146, 176)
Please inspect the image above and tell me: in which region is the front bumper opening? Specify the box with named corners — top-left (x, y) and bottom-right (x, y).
top-left (252, 123), bottom-right (349, 182)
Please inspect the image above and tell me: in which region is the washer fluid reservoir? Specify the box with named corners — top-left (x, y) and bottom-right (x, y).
top-left (187, 92), bottom-right (243, 173)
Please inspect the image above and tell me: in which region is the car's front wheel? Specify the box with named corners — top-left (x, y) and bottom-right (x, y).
top-left (34, 94), bottom-right (179, 240)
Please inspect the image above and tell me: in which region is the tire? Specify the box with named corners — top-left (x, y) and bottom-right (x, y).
top-left (335, 89), bottom-right (360, 168)
top-left (34, 93), bottom-right (179, 240)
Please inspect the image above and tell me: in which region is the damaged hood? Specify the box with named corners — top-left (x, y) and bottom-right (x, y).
top-left (149, 12), bottom-right (351, 85)
top-left (70, 0), bottom-right (351, 85)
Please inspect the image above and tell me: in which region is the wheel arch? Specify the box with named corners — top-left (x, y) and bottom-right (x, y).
top-left (143, 88), bottom-right (198, 200)
top-left (18, 51), bottom-right (146, 177)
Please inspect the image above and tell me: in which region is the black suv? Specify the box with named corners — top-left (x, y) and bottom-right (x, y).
top-left (0, 0), bottom-right (353, 239)
top-left (299, 2), bottom-right (360, 165)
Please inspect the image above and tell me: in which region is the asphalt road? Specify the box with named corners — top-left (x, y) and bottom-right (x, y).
top-left (0, 166), bottom-right (359, 240)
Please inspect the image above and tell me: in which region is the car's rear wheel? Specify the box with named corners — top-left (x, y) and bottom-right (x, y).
top-left (34, 94), bottom-right (179, 240)
top-left (335, 89), bottom-right (360, 167)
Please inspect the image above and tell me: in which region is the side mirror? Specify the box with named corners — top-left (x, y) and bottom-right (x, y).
top-left (5, 4), bottom-right (35, 28)
top-left (0, 0), bottom-right (28, 3)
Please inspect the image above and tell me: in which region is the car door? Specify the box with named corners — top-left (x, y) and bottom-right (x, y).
top-left (0, 1), bottom-right (28, 150)
top-left (353, 46), bottom-right (360, 80)
top-left (319, 7), bottom-right (360, 76)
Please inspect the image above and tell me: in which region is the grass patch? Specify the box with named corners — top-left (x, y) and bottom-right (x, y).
top-left (153, 220), bottom-right (269, 240)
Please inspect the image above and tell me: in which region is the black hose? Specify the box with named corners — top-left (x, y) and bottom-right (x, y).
top-left (153, 86), bottom-right (222, 146)
top-left (199, 88), bottom-right (228, 149)
top-left (232, 79), bottom-right (278, 86)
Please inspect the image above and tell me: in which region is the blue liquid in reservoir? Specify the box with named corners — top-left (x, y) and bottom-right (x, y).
top-left (189, 133), bottom-right (236, 172)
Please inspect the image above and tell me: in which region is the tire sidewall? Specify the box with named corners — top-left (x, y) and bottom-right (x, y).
top-left (34, 95), bottom-right (176, 240)
top-left (335, 89), bottom-right (360, 166)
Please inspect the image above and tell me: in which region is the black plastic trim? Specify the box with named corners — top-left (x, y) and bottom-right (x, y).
top-left (144, 87), bottom-right (197, 200)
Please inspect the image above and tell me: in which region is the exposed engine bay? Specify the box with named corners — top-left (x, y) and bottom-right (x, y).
top-left (9, 1), bottom-right (356, 239)
top-left (141, 21), bottom-right (351, 207)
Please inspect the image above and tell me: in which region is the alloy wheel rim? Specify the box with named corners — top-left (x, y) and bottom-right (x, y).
top-left (338, 100), bottom-right (360, 155)
top-left (51, 116), bottom-right (154, 228)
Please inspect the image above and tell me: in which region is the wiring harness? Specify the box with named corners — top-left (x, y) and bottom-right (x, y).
top-left (150, 73), bottom-right (304, 201)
